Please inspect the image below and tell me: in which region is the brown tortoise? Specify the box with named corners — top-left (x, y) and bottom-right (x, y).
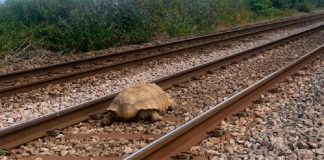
top-left (100, 83), bottom-right (176, 126)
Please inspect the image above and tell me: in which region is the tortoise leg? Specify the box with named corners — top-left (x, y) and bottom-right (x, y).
top-left (137, 110), bottom-right (162, 122)
top-left (150, 110), bottom-right (162, 122)
top-left (137, 110), bottom-right (150, 120)
top-left (100, 111), bottom-right (117, 126)
top-left (168, 99), bottom-right (177, 111)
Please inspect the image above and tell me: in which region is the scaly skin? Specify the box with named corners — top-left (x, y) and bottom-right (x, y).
top-left (137, 110), bottom-right (162, 122)
top-left (100, 111), bottom-right (117, 126)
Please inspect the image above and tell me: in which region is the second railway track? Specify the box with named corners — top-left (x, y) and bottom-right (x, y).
top-left (0, 13), bottom-right (324, 97)
top-left (1, 19), bottom-right (323, 159)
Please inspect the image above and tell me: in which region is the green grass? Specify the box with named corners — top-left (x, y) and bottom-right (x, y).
top-left (0, 0), bottom-right (323, 58)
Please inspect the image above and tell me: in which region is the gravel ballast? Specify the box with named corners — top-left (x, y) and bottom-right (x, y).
top-left (5, 31), bottom-right (324, 158)
top-left (1, 23), bottom-right (324, 129)
top-left (189, 57), bottom-right (323, 159)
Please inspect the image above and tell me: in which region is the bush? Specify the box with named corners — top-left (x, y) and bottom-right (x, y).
top-left (141, 0), bottom-right (218, 37)
top-left (271, 0), bottom-right (292, 8)
top-left (246, 0), bottom-right (273, 16)
top-left (0, 0), bottom-right (152, 53)
top-left (296, 2), bottom-right (311, 12)
top-left (315, 0), bottom-right (324, 7)
top-left (215, 0), bottom-right (255, 27)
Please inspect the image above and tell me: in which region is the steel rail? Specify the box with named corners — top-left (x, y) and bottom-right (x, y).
top-left (0, 24), bottom-right (322, 150)
top-left (0, 13), bottom-right (324, 97)
top-left (126, 44), bottom-right (324, 160)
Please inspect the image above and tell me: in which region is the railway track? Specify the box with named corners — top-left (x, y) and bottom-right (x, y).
top-left (1, 21), bottom-right (323, 159)
top-left (0, 13), bottom-right (324, 97)
top-left (127, 44), bottom-right (324, 160)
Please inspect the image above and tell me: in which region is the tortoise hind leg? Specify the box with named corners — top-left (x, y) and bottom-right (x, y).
top-left (137, 110), bottom-right (150, 120)
top-left (138, 110), bottom-right (162, 122)
top-left (100, 111), bottom-right (117, 126)
top-left (168, 98), bottom-right (177, 111)
top-left (150, 110), bottom-right (162, 122)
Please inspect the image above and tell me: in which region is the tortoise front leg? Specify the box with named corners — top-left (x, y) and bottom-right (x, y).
top-left (100, 111), bottom-right (117, 126)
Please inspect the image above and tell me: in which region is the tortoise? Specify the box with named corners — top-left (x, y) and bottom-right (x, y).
top-left (100, 83), bottom-right (176, 126)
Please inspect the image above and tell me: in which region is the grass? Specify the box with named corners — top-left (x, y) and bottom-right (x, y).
top-left (0, 0), bottom-right (323, 58)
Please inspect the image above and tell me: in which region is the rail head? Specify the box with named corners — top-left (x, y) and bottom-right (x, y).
top-left (125, 44), bottom-right (324, 160)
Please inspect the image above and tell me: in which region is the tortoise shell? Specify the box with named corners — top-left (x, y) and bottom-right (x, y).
top-left (106, 83), bottom-right (175, 120)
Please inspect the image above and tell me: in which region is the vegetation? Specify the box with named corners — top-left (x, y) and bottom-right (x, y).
top-left (0, 0), bottom-right (323, 57)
